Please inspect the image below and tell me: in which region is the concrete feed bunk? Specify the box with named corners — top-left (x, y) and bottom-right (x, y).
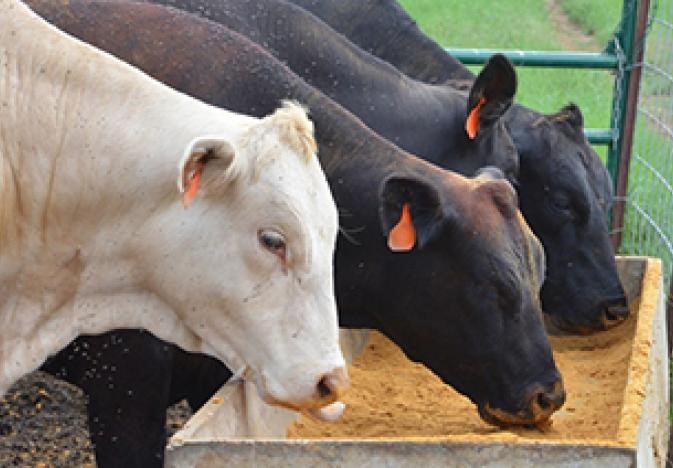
top-left (166, 256), bottom-right (668, 467)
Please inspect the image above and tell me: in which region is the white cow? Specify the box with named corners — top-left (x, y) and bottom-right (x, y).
top-left (0, 0), bottom-right (347, 414)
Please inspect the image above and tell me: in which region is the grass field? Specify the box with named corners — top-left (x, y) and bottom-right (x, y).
top-left (559, 0), bottom-right (624, 44)
top-left (398, 0), bottom-right (673, 274)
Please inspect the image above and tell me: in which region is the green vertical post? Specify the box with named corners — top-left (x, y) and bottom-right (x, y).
top-left (606, 0), bottom-right (639, 192)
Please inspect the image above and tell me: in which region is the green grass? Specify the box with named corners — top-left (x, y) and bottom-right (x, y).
top-left (400, 0), bottom-right (560, 50)
top-left (558, 0), bottom-right (622, 46)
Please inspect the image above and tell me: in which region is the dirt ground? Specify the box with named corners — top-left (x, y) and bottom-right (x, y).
top-left (0, 372), bottom-right (95, 467)
top-left (289, 308), bottom-right (638, 441)
top-left (0, 371), bottom-right (191, 467)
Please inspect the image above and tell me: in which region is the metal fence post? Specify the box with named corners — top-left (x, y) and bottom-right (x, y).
top-left (607, 0), bottom-right (648, 251)
top-left (606, 0), bottom-right (638, 185)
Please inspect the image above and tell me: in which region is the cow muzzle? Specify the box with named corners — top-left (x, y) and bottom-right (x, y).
top-left (478, 378), bottom-right (565, 428)
top-left (546, 295), bottom-right (630, 335)
top-left (315, 366), bottom-right (349, 403)
top-left (258, 366), bottom-right (349, 415)
top-left (600, 296), bottom-right (630, 329)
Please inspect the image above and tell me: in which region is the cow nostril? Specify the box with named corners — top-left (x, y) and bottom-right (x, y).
top-left (600, 297), bottom-right (630, 329)
top-left (532, 381), bottom-right (565, 414)
top-left (536, 390), bottom-right (565, 411)
top-left (315, 367), bottom-right (349, 401)
top-left (536, 392), bottom-right (552, 410)
top-left (605, 303), bottom-right (630, 321)
top-left (317, 376), bottom-right (332, 399)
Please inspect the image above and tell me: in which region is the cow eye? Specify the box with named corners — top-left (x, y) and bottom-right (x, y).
top-left (550, 192), bottom-right (572, 212)
top-left (258, 229), bottom-right (286, 259)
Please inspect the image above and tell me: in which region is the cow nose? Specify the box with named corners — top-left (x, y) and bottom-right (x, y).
top-left (315, 366), bottom-right (349, 402)
top-left (602, 297), bottom-right (630, 328)
top-left (535, 384), bottom-right (565, 410)
top-left (529, 378), bottom-right (565, 420)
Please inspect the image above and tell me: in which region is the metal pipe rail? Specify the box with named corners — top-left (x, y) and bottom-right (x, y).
top-left (445, 48), bottom-right (619, 69)
top-left (584, 128), bottom-right (616, 145)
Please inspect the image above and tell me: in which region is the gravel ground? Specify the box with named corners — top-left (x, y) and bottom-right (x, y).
top-left (0, 371), bottom-right (192, 467)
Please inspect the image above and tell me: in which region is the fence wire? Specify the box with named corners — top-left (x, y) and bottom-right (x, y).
top-left (618, 0), bottom-right (673, 288)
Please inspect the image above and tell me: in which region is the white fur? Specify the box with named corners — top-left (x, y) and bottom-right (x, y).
top-left (0, 0), bottom-right (345, 410)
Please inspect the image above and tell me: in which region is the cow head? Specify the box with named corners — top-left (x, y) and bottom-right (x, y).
top-left (139, 102), bottom-right (347, 413)
top-left (375, 166), bottom-right (564, 427)
top-left (507, 103), bottom-right (628, 333)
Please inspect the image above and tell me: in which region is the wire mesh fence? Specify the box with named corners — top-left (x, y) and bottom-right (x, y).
top-left (618, 0), bottom-right (673, 288)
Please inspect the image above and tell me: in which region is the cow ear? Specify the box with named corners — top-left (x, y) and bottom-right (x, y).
top-left (466, 54), bottom-right (517, 139)
top-left (475, 166), bottom-right (518, 218)
top-left (178, 137), bottom-right (236, 208)
top-left (556, 102), bottom-right (584, 129)
top-left (379, 176), bottom-right (447, 251)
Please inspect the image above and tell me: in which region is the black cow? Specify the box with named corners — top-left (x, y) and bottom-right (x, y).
top-left (282, 0), bottom-right (629, 332)
top-left (41, 331), bottom-right (231, 468)
top-left (29, 1), bottom-right (564, 466)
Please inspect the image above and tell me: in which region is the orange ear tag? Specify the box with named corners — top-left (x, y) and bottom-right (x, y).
top-left (387, 202), bottom-right (416, 252)
top-left (182, 162), bottom-right (204, 208)
top-left (465, 96), bottom-right (487, 139)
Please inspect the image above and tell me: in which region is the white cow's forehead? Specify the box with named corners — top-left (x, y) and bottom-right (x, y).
top-left (244, 136), bottom-right (336, 233)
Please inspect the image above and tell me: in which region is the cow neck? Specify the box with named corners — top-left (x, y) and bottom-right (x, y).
top-left (188, 0), bottom-right (465, 162)
top-left (143, 0), bottom-right (463, 163)
top-left (302, 91), bottom-right (432, 186)
top-left (300, 92), bottom-right (448, 332)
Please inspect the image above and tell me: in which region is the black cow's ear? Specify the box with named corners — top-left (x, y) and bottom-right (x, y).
top-left (466, 54), bottom-right (517, 139)
top-left (379, 176), bottom-right (447, 251)
top-left (475, 166), bottom-right (518, 218)
top-left (559, 102), bottom-right (584, 129)
top-left (475, 166), bottom-right (519, 218)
